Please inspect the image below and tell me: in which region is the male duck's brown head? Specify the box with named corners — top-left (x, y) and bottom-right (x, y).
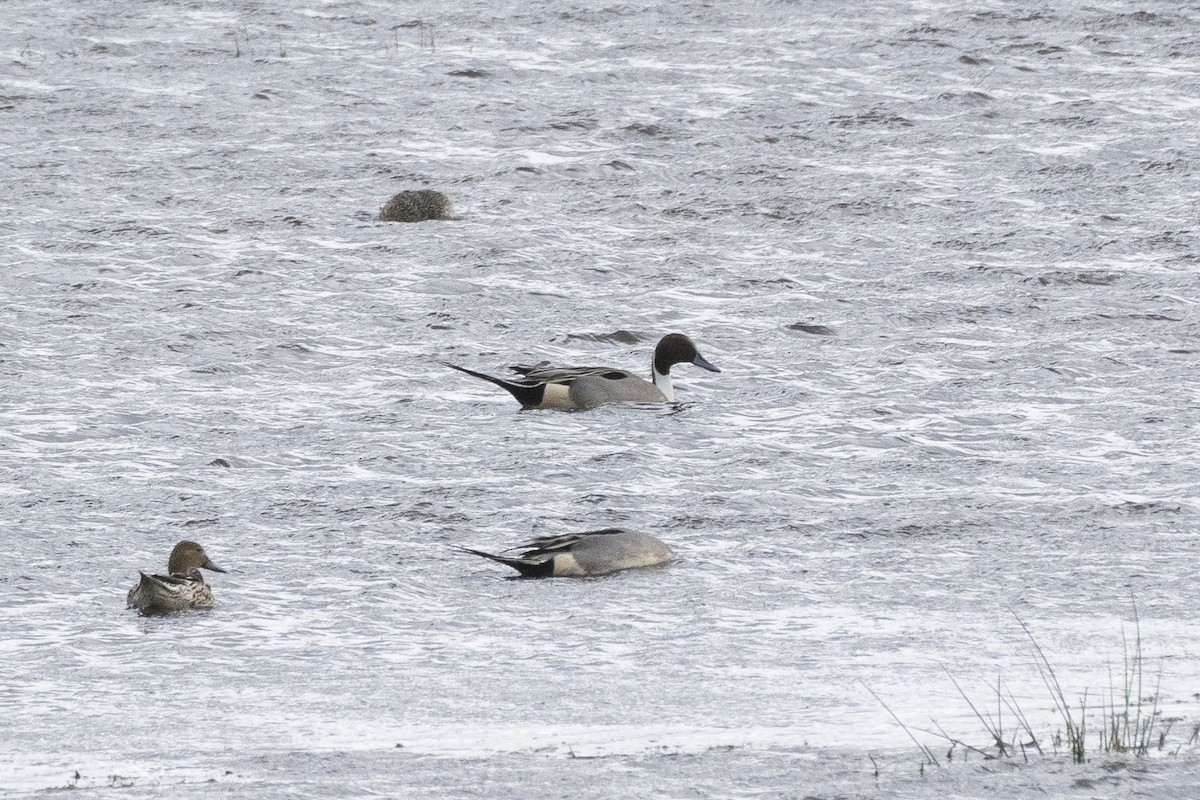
top-left (653, 333), bottom-right (721, 376)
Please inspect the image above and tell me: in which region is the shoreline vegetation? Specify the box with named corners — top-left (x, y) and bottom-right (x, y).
top-left (868, 603), bottom-right (1200, 772)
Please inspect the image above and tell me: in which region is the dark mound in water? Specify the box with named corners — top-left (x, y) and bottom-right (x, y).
top-left (379, 190), bottom-right (453, 222)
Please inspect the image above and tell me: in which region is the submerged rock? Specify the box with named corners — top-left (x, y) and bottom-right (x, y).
top-left (379, 190), bottom-right (454, 222)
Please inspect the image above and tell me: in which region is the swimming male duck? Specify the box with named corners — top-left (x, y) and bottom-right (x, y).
top-left (442, 333), bottom-right (720, 410)
top-left (126, 540), bottom-right (226, 615)
top-left (456, 528), bottom-right (673, 577)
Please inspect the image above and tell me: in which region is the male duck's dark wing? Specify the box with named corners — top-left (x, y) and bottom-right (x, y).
top-left (510, 364), bottom-right (632, 383)
top-left (517, 528), bottom-right (627, 556)
top-left (515, 533), bottom-right (584, 556)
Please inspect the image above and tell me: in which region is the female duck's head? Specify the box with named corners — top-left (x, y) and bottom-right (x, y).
top-left (167, 541), bottom-right (226, 577)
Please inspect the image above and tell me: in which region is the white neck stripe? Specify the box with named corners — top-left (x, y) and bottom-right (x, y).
top-left (653, 368), bottom-right (675, 401)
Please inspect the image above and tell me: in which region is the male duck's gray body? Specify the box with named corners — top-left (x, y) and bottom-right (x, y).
top-left (442, 333), bottom-right (719, 410)
top-left (457, 528), bottom-right (672, 577)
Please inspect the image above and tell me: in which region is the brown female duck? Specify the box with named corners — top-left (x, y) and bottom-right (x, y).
top-left (127, 541), bottom-right (226, 615)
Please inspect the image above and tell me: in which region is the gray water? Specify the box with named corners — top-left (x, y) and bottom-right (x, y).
top-left (2, 0), bottom-right (1199, 796)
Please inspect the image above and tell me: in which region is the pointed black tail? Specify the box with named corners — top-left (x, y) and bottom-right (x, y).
top-left (441, 361), bottom-right (545, 408)
top-left (452, 546), bottom-right (556, 578)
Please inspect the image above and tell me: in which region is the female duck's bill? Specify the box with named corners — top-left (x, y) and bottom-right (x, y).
top-left (441, 332), bottom-right (720, 411)
top-left (456, 528), bottom-right (672, 577)
top-left (126, 540), bottom-right (227, 616)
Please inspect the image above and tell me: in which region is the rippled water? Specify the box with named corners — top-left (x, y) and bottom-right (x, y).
top-left (2, 0), bottom-right (1199, 796)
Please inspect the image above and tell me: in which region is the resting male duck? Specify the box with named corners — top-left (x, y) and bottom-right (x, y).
top-left (126, 540), bottom-right (227, 615)
top-left (442, 333), bottom-right (720, 410)
top-left (456, 528), bottom-right (673, 577)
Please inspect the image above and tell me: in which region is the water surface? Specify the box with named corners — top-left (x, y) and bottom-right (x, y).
top-left (2, 0), bottom-right (1198, 796)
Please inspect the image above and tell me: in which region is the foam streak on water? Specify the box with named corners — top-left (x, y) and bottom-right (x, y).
top-left (1, 0), bottom-right (1198, 797)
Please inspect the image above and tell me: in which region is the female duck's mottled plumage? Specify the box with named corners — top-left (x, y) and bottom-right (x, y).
top-left (457, 528), bottom-right (673, 577)
top-left (126, 540), bottom-right (226, 615)
top-left (442, 333), bottom-right (720, 410)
